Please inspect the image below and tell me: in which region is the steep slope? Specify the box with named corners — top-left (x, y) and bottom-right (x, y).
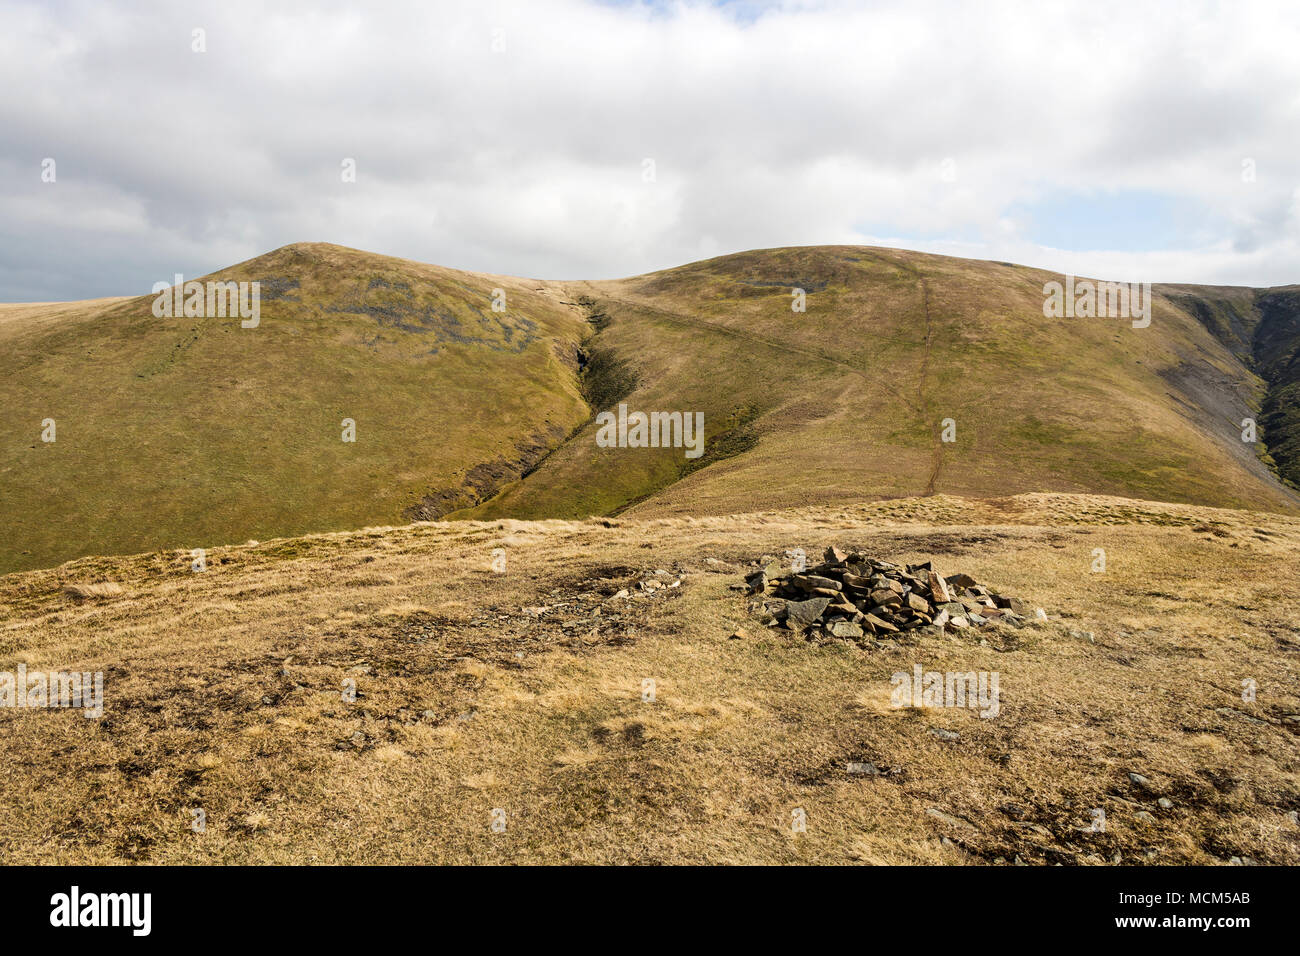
top-left (1162, 283), bottom-right (1300, 489)
top-left (0, 243), bottom-right (589, 573)
top-left (1253, 288), bottom-right (1300, 487)
top-left (463, 246), bottom-right (1299, 521)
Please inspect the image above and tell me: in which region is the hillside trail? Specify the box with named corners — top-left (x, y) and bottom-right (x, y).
top-left (557, 268), bottom-right (945, 499)
top-left (916, 275), bottom-right (942, 496)
top-left (564, 281), bottom-right (928, 417)
top-left (854, 250), bottom-right (943, 497)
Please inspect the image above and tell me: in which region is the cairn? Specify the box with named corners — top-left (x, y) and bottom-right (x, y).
top-left (745, 547), bottom-right (1033, 642)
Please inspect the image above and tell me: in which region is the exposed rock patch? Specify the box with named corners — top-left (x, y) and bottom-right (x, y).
top-left (740, 547), bottom-right (1035, 645)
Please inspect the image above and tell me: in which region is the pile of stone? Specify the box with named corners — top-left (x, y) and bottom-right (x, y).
top-left (745, 547), bottom-right (1037, 641)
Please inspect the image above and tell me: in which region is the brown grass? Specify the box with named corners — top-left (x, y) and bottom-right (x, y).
top-left (61, 582), bottom-right (125, 600)
top-left (0, 492), bottom-right (1298, 864)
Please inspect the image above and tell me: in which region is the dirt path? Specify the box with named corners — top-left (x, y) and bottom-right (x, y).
top-left (917, 277), bottom-right (943, 496)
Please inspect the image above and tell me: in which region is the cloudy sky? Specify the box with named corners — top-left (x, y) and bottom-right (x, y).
top-left (3, 0), bottom-right (1299, 301)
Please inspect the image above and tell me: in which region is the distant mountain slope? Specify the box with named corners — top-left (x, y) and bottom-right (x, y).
top-left (1161, 283), bottom-right (1300, 488)
top-left (0, 243), bottom-right (589, 573)
top-left (463, 246), bottom-right (1298, 521)
top-left (2, 243), bottom-right (1297, 574)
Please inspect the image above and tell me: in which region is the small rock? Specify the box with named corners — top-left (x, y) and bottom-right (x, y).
top-left (1157, 798), bottom-right (1173, 809)
top-left (828, 619), bottom-right (864, 639)
top-left (926, 807), bottom-right (975, 829)
top-left (996, 595), bottom-right (1030, 615)
top-left (793, 573), bottom-right (842, 591)
top-left (785, 596), bottom-right (832, 629)
top-left (863, 613), bottom-right (898, 634)
top-left (1128, 772), bottom-right (1153, 788)
top-left (729, 628), bottom-right (747, 640)
top-left (1134, 810), bottom-right (1157, 824)
top-left (929, 727), bottom-right (960, 742)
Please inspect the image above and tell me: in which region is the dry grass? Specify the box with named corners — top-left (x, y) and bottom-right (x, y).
top-left (62, 582), bottom-right (125, 600)
top-left (0, 492), bottom-right (1297, 864)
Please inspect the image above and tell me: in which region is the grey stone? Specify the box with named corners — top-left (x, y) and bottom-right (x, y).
top-left (926, 807), bottom-right (975, 829)
top-left (785, 596), bottom-right (832, 629)
top-left (793, 573), bottom-right (842, 591)
top-left (828, 619), bottom-right (864, 639)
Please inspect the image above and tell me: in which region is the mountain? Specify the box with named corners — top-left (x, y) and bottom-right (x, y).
top-left (0, 243), bottom-right (588, 573)
top-left (1, 242), bottom-right (1297, 573)
top-left (462, 246), bottom-right (1299, 520)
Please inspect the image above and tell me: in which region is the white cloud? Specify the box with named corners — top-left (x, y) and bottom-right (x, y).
top-left (1, 0), bottom-right (1299, 299)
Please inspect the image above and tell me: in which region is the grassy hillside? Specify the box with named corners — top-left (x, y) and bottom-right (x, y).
top-left (2, 493), bottom-right (1297, 864)
top-left (464, 246), bottom-right (1299, 521)
top-left (3, 243), bottom-right (1297, 574)
top-left (0, 243), bottom-right (589, 573)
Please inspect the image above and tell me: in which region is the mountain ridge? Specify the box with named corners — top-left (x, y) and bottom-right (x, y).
top-left (1, 242), bottom-right (1297, 574)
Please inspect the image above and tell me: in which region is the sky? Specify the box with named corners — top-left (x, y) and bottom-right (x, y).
top-left (2, 0), bottom-right (1299, 301)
